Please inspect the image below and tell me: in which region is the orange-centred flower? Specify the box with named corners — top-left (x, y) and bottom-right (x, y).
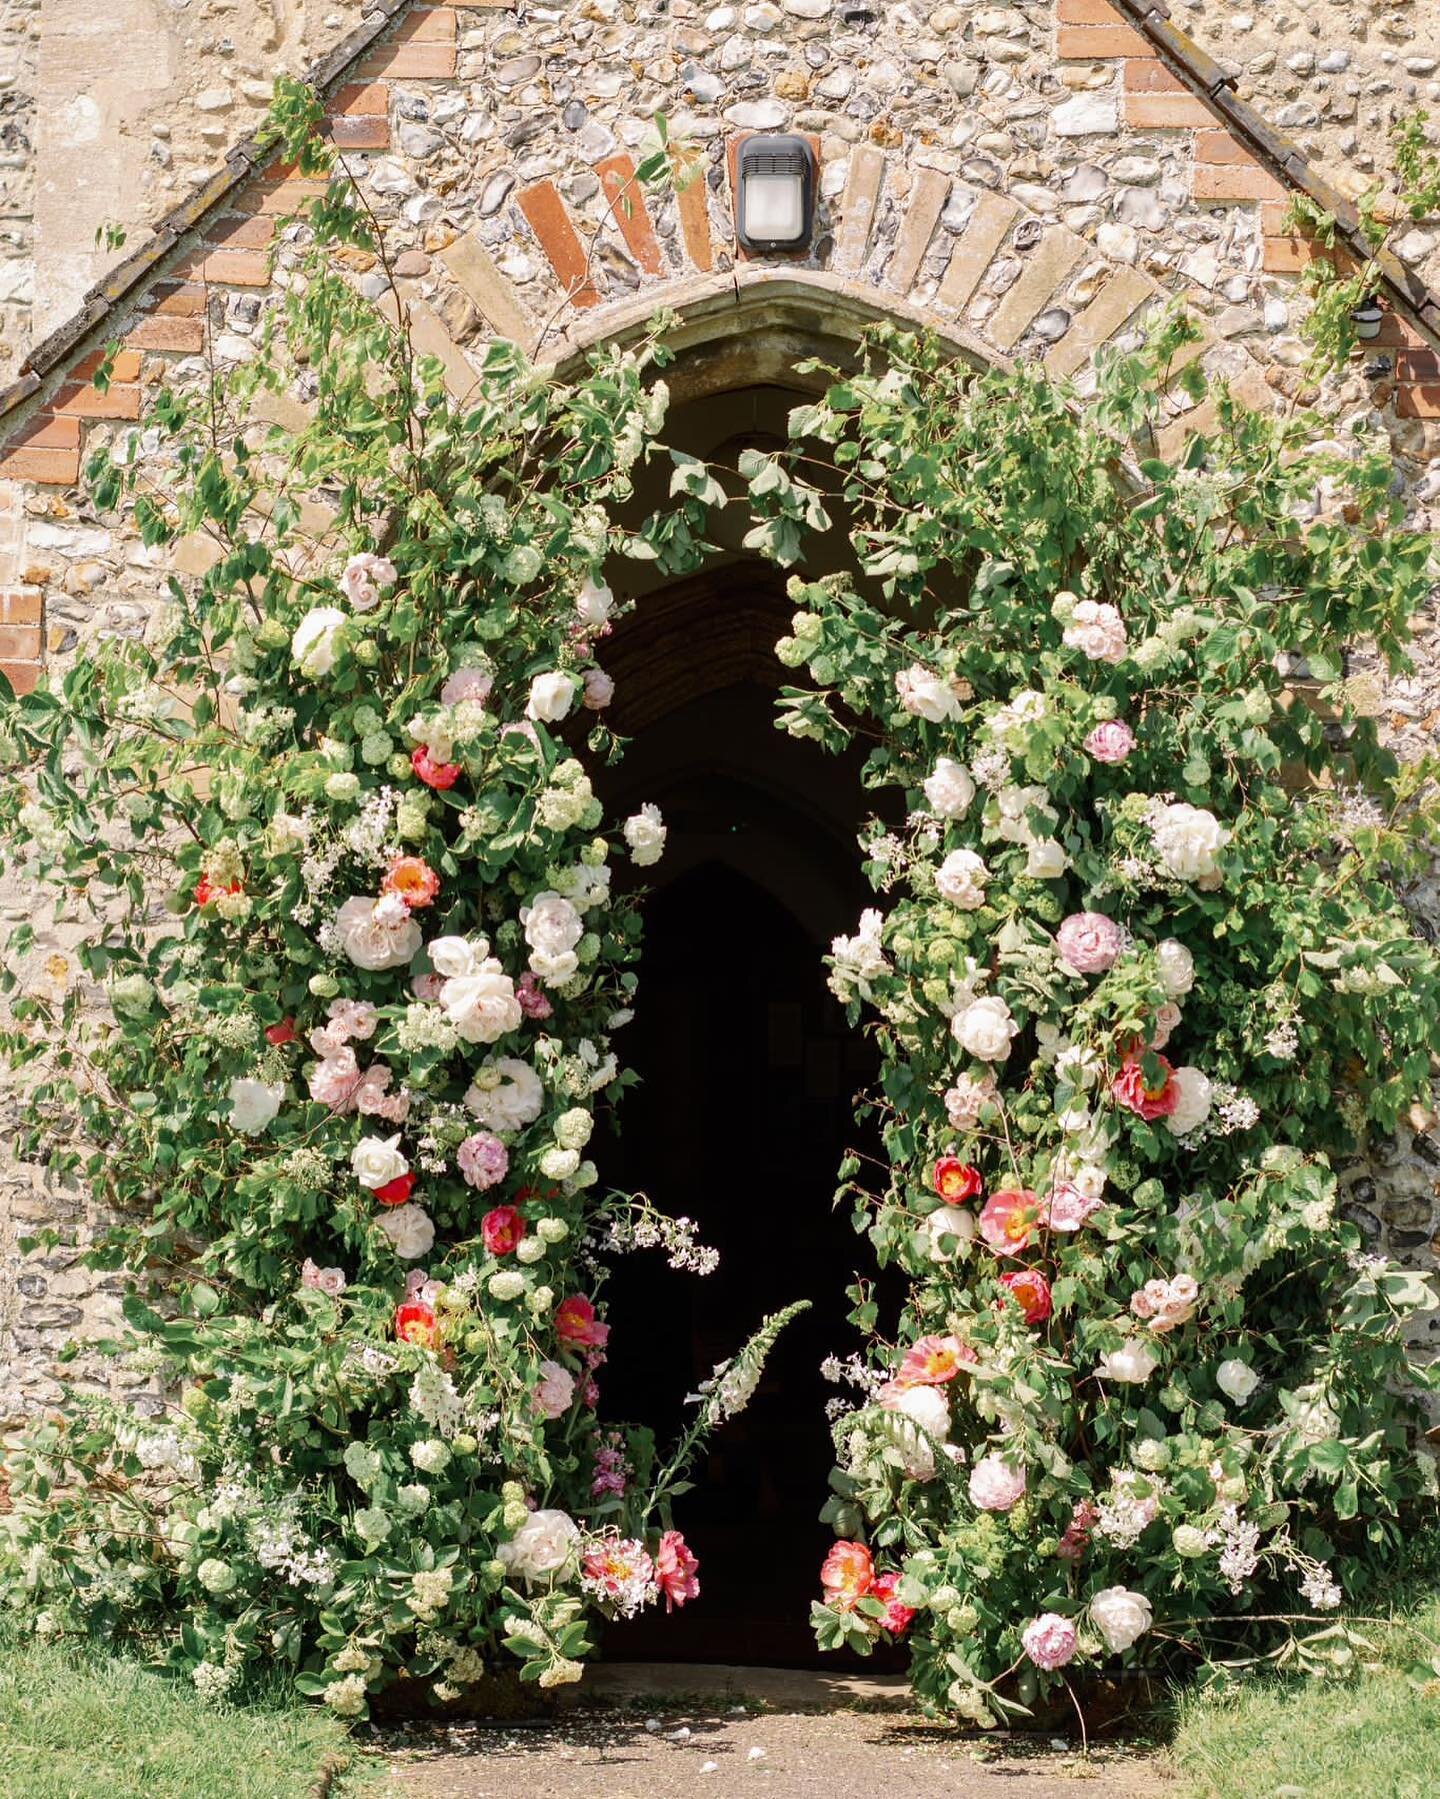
top-left (933, 1156), bottom-right (982, 1203)
top-left (382, 856), bottom-right (441, 909)
top-left (897, 1333), bottom-right (973, 1386)
top-left (979, 1188), bottom-right (1044, 1254)
top-left (819, 1539), bottom-right (874, 1611)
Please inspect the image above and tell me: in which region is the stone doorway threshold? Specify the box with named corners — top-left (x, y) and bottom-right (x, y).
top-left (584, 1663), bottom-right (910, 1711)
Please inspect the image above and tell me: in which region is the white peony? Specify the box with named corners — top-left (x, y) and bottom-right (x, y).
top-left (1089, 1586), bottom-right (1153, 1653)
top-left (1097, 1341), bottom-right (1160, 1384)
top-left (291, 606), bottom-right (348, 678)
top-left (339, 551), bottom-right (397, 612)
top-left (526, 671), bottom-right (578, 724)
top-left (936, 848), bottom-right (988, 910)
top-left (575, 576), bottom-right (614, 628)
top-left (882, 1384), bottom-right (951, 1481)
top-left (227, 1078), bottom-right (284, 1135)
top-left (1216, 1359), bottom-right (1260, 1405)
top-left (953, 995), bottom-right (1018, 1063)
top-left (335, 895), bottom-right (422, 972)
top-left (375, 1202), bottom-right (434, 1260)
top-left (923, 757), bottom-right (976, 818)
top-left (896, 664), bottom-right (962, 724)
top-left (522, 891), bottom-right (584, 982)
top-left (1150, 802), bottom-right (1230, 883)
top-left (464, 1056), bottom-right (545, 1133)
top-left (623, 803), bottom-right (667, 868)
top-left (925, 1204), bottom-right (977, 1262)
top-left (497, 1508), bottom-right (580, 1583)
top-left (441, 961), bottom-right (522, 1044)
top-left (1062, 597), bottom-right (1128, 665)
top-left (351, 1133), bottom-right (408, 1190)
top-left (1156, 938), bottom-right (1195, 998)
top-left (1025, 837), bottom-right (1068, 879)
top-left (1165, 1066), bottom-right (1213, 1136)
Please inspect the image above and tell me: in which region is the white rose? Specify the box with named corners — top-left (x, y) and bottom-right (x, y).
top-left (1165, 1066), bottom-right (1213, 1137)
top-left (1025, 837), bottom-right (1068, 879)
top-left (1151, 802), bottom-right (1230, 883)
top-left (923, 757), bottom-right (975, 818)
top-left (522, 891), bottom-right (583, 982)
top-left (429, 935), bottom-right (481, 979)
top-left (340, 551), bottom-right (396, 612)
top-left (227, 1078), bottom-right (284, 1135)
top-left (464, 1057), bottom-right (545, 1132)
top-left (1216, 1359), bottom-right (1260, 1405)
top-left (925, 1204), bottom-right (977, 1262)
top-left (291, 606), bottom-right (348, 678)
top-left (1062, 598), bottom-right (1128, 665)
top-left (994, 783), bottom-right (1058, 846)
top-left (1089, 1586), bottom-right (1153, 1653)
top-left (376, 1202), bottom-right (434, 1260)
top-left (1291, 1390), bottom-right (1340, 1445)
top-left (953, 995), bottom-right (1018, 1063)
top-left (497, 1508), bottom-right (580, 1583)
top-left (936, 848), bottom-right (988, 910)
top-left (1156, 938), bottom-right (1194, 998)
top-left (1097, 1341), bottom-right (1160, 1384)
top-left (351, 1133), bottom-right (408, 1190)
top-left (881, 1385), bottom-right (951, 1481)
top-left (575, 576), bottom-right (614, 627)
top-left (441, 961), bottom-right (522, 1044)
top-left (623, 803), bottom-right (667, 868)
top-left (896, 664), bottom-right (962, 724)
top-left (334, 895), bottom-right (422, 972)
top-left (526, 671), bottom-right (579, 724)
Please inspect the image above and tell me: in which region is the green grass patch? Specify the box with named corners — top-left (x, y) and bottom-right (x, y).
top-left (0, 1639), bottom-right (377, 1799)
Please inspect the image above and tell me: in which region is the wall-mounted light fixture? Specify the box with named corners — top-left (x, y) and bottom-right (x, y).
top-left (734, 134), bottom-right (816, 254)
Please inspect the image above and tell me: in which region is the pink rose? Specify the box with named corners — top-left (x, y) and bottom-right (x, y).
top-left (535, 1358), bottom-right (576, 1419)
top-left (582, 666), bottom-right (615, 710)
top-left (1084, 719), bottom-right (1135, 764)
top-left (1045, 1181), bottom-right (1104, 1232)
top-left (458, 1131), bottom-right (510, 1190)
top-left (300, 1258), bottom-right (346, 1297)
top-left (655, 1530), bottom-right (700, 1611)
top-left (1150, 1001), bottom-right (1182, 1050)
top-left (411, 973), bottom-right (445, 1002)
top-left (1022, 1612), bottom-right (1079, 1670)
top-left (1056, 911), bottom-right (1123, 974)
top-left (441, 667), bottom-right (494, 707)
top-left (969, 1453), bottom-right (1026, 1513)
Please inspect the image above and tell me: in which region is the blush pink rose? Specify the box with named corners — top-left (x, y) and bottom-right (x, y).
top-left (969, 1453), bottom-right (1026, 1512)
top-left (582, 667), bottom-right (615, 710)
top-left (1084, 719), bottom-right (1135, 764)
top-left (1022, 1613), bottom-right (1079, 1670)
top-left (457, 1131), bottom-right (509, 1190)
top-left (535, 1358), bottom-right (576, 1419)
top-left (516, 972), bottom-right (553, 1019)
top-left (1045, 1181), bottom-right (1104, 1232)
top-left (440, 667), bottom-right (494, 707)
top-left (1056, 911), bottom-right (1123, 974)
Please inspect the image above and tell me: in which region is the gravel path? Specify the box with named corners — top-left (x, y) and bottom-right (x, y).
top-left (378, 1708), bottom-right (1162, 1798)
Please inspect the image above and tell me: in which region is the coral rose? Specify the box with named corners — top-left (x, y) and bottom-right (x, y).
top-left (871, 1571), bottom-right (916, 1636)
top-left (933, 1157), bottom-right (982, 1203)
top-left (382, 856), bottom-right (441, 909)
top-left (1000, 1269), bottom-right (1053, 1325)
top-left (655, 1530), bottom-right (701, 1611)
top-left (1112, 1052), bottom-right (1179, 1121)
top-left (820, 1539), bottom-right (874, 1610)
top-left (979, 1188), bottom-right (1043, 1254)
top-left (394, 1301), bottom-right (440, 1349)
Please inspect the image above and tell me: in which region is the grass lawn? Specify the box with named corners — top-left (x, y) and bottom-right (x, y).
top-left (1167, 1581), bottom-right (1440, 1799)
top-left (0, 1639), bottom-right (377, 1799)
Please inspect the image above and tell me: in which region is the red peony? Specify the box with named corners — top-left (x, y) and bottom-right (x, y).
top-left (411, 745), bottom-right (461, 790)
top-left (1000, 1269), bottom-right (1053, 1325)
top-left (193, 876), bottom-right (241, 909)
top-left (820, 1539), bottom-right (874, 1611)
top-left (265, 1018), bottom-right (297, 1046)
top-left (554, 1293), bottom-right (610, 1349)
top-left (481, 1205), bottom-right (524, 1256)
top-left (394, 1301), bottom-right (440, 1349)
top-left (654, 1529), bottom-right (701, 1611)
top-left (1112, 1050), bottom-right (1180, 1121)
top-left (870, 1570), bottom-right (916, 1636)
top-left (373, 1171), bottom-right (417, 1207)
top-left (933, 1157), bottom-right (983, 1203)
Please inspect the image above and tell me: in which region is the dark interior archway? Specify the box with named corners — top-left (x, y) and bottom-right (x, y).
top-left (591, 564), bottom-right (896, 1667)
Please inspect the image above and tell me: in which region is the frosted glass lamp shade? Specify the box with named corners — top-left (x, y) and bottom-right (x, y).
top-left (736, 135), bottom-right (816, 253)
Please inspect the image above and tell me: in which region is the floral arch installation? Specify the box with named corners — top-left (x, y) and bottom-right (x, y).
top-left (1, 127), bottom-right (1439, 1728)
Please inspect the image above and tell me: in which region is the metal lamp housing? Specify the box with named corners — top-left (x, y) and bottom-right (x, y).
top-left (736, 134), bottom-right (816, 254)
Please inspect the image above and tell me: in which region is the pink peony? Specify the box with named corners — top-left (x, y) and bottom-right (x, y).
top-left (655, 1530), bottom-right (701, 1611)
top-left (457, 1131), bottom-right (509, 1191)
top-left (1112, 1051), bottom-right (1179, 1121)
top-left (979, 1188), bottom-right (1043, 1254)
top-left (1022, 1612), bottom-right (1079, 1670)
top-left (968, 1453), bottom-right (1026, 1513)
top-left (411, 744), bottom-right (461, 789)
top-left (1056, 911), bottom-right (1123, 974)
top-left (482, 1205), bottom-right (524, 1256)
top-left (1084, 719), bottom-right (1135, 764)
top-left (582, 666), bottom-right (615, 710)
top-left (516, 972), bottom-right (553, 1020)
top-left (440, 667), bottom-right (494, 707)
top-left (1045, 1181), bottom-right (1105, 1232)
top-left (896, 1335), bottom-right (974, 1386)
top-left (535, 1358), bottom-right (576, 1419)
top-left (555, 1294), bottom-right (610, 1349)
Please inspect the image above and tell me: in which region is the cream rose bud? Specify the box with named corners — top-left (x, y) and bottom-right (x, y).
top-left (895, 663), bottom-right (962, 724)
top-left (351, 1133), bottom-right (408, 1189)
top-left (953, 994), bottom-right (1018, 1063)
top-left (1165, 1066), bottom-right (1213, 1136)
top-left (1216, 1358), bottom-right (1260, 1404)
top-left (526, 671), bottom-right (579, 723)
top-left (575, 576), bottom-right (614, 628)
top-left (1025, 837), bottom-right (1068, 879)
top-left (497, 1508), bottom-right (580, 1583)
top-left (376, 1202), bottom-right (435, 1259)
top-left (925, 1204), bottom-right (977, 1262)
top-left (1097, 1341), bottom-right (1160, 1384)
top-left (291, 606), bottom-right (348, 678)
top-left (1155, 938), bottom-right (1195, 998)
top-left (936, 848), bottom-right (988, 910)
top-left (923, 757), bottom-right (976, 818)
top-left (623, 803), bottom-right (667, 867)
top-left (1089, 1587), bottom-right (1153, 1653)
top-left (227, 1077), bottom-right (284, 1135)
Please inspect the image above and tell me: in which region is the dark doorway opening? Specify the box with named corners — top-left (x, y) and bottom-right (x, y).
top-left (592, 570), bottom-right (896, 1667)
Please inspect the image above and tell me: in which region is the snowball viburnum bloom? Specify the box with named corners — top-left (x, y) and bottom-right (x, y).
top-left (895, 664), bottom-right (962, 723)
top-left (923, 757), bottom-right (975, 817)
top-left (526, 671), bottom-right (578, 723)
top-left (952, 995), bottom-right (1018, 1063)
top-left (1150, 802), bottom-right (1230, 883)
top-left (227, 1077), bottom-right (284, 1134)
top-left (623, 804), bottom-right (666, 867)
top-left (936, 848), bottom-right (988, 910)
top-left (291, 606), bottom-right (347, 678)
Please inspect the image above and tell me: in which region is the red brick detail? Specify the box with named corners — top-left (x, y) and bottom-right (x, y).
top-left (126, 314), bottom-right (207, 352)
top-left (0, 624), bottom-right (41, 660)
top-left (1397, 349), bottom-right (1440, 379)
top-left (331, 81), bottom-right (390, 115)
top-left (517, 180), bottom-right (600, 308)
top-left (1395, 384), bottom-right (1440, 419)
top-left (1057, 24), bottom-right (1154, 58)
top-left (247, 177), bottom-right (330, 214)
top-left (1192, 163), bottom-right (1287, 202)
top-left (175, 247), bottom-right (272, 286)
top-left (1057, 0), bottom-right (1127, 20)
top-left (0, 445), bottom-right (80, 484)
top-left (1261, 235), bottom-right (1343, 274)
top-left (1194, 130), bottom-right (1260, 166)
top-left (0, 586), bottom-right (42, 626)
top-left (148, 282), bottom-right (210, 316)
top-left (0, 662), bottom-right (41, 695)
top-left (203, 213), bottom-right (276, 251)
top-left (675, 159), bottom-right (714, 273)
top-left (357, 8), bottom-right (458, 77)
top-left (1124, 93), bottom-right (1214, 128)
top-left (73, 348), bottom-right (142, 383)
top-left (595, 155), bottom-right (665, 276)
top-left (1, 415), bottom-right (80, 451)
top-left (1125, 60), bottom-right (1188, 92)
top-left (53, 381), bottom-right (142, 420)
top-left (329, 114), bottom-right (392, 151)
